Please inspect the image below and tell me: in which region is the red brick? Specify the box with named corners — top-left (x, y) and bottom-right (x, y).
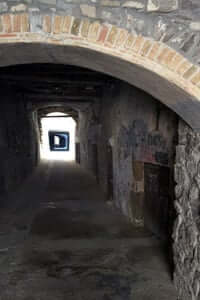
top-left (2, 14), bottom-right (12, 33)
top-left (62, 16), bottom-right (72, 34)
top-left (43, 15), bottom-right (51, 33)
top-left (53, 16), bottom-right (63, 34)
top-left (132, 35), bottom-right (144, 53)
top-left (148, 42), bottom-right (161, 60)
top-left (21, 14), bottom-right (29, 32)
top-left (98, 25), bottom-right (109, 43)
top-left (13, 14), bottom-right (21, 32)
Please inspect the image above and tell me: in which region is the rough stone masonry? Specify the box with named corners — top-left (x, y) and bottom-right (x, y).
top-left (0, 0), bottom-right (199, 299)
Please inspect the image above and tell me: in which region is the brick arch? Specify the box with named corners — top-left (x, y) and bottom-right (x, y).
top-left (1, 13), bottom-right (200, 129)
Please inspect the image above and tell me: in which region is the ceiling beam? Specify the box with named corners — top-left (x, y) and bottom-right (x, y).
top-left (27, 94), bottom-right (97, 101)
top-left (0, 75), bottom-right (110, 86)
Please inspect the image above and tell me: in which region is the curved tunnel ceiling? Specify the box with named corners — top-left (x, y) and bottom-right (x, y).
top-left (0, 43), bottom-right (199, 130)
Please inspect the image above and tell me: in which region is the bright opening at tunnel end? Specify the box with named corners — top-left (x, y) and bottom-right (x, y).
top-left (40, 112), bottom-right (76, 161)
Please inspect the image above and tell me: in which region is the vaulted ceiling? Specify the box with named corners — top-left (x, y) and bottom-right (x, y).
top-left (0, 64), bottom-right (116, 105)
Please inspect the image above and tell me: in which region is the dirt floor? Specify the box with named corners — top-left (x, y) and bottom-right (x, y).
top-left (0, 160), bottom-right (178, 299)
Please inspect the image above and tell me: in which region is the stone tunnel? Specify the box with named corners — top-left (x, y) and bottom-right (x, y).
top-left (0, 0), bottom-right (199, 299)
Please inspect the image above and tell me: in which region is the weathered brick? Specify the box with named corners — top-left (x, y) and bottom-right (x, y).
top-left (98, 25), bottom-right (109, 43)
top-left (157, 47), bottom-right (170, 63)
top-left (62, 16), bottom-right (73, 33)
top-left (0, 17), bottom-right (3, 32)
top-left (21, 14), bottom-right (29, 32)
top-left (168, 53), bottom-right (183, 70)
top-left (2, 14), bottom-right (12, 33)
top-left (191, 71), bottom-right (200, 85)
top-left (183, 66), bottom-right (198, 80)
top-left (13, 14), bottom-right (21, 32)
top-left (80, 19), bottom-right (90, 38)
top-left (106, 26), bottom-right (118, 46)
top-left (132, 35), bottom-right (144, 53)
top-left (53, 16), bottom-right (63, 34)
top-left (140, 40), bottom-right (152, 56)
top-left (125, 33), bottom-right (135, 49)
top-left (163, 49), bottom-right (176, 67)
top-left (62, 16), bottom-right (72, 33)
top-left (43, 15), bottom-right (51, 33)
top-left (88, 22), bottom-right (100, 41)
top-left (115, 29), bottom-right (128, 48)
top-left (177, 60), bottom-right (191, 76)
top-left (148, 42), bottom-right (161, 60)
top-left (71, 18), bottom-right (81, 36)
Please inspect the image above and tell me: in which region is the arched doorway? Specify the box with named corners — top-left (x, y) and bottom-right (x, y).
top-left (0, 12), bottom-right (199, 299)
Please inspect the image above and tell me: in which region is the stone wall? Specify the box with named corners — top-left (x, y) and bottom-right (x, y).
top-left (99, 82), bottom-right (177, 228)
top-left (78, 103), bottom-right (100, 174)
top-left (0, 0), bottom-right (200, 62)
top-left (0, 88), bottom-right (39, 203)
top-left (174, 120), bottom-right (200, 300)
top-left (0, 0), bottom-right (199, 68)
top-left (78, 81), bottom-right (178, 238)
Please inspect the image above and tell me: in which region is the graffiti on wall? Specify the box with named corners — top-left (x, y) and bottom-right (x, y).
top-left (118, 120), bottom-right (169, 165)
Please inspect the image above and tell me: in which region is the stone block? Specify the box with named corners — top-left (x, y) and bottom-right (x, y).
top-left (38, 0), bottom-right (56, 5)
top-left (176, 145), bottom-right (186, 164)
top-left (101, 10), bottom-right (112, 19)
top-left (0, 2), bottom-right (7, 12)
top-left (190, 22), bottom-right (200, 31)
top-left (80, 4), bottom-right (96, 18)
top-left (101, 0), bottom-right (120, 6)
top-left (147, 0), bottom-right (178, 12)
top-left (122, 1), bottom-right (144, 9)
top-left (30, 14), bottom-right (42, 33)
top-left (11, 4), bottom-right (27, 12)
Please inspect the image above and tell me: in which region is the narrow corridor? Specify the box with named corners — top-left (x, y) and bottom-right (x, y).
top-left (0, 161), bottom-right (177, 300)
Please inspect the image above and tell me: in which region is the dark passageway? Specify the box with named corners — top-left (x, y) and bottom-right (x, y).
top-left (0, 161), bottom-right (177, 300)
top-left (0, 63), bottom-right (179, 299)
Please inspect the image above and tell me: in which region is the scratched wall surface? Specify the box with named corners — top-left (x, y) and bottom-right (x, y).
top-left (78, 81), bottom-right (178, 229)
top-left (0, 88), bottom-right (39, 203)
